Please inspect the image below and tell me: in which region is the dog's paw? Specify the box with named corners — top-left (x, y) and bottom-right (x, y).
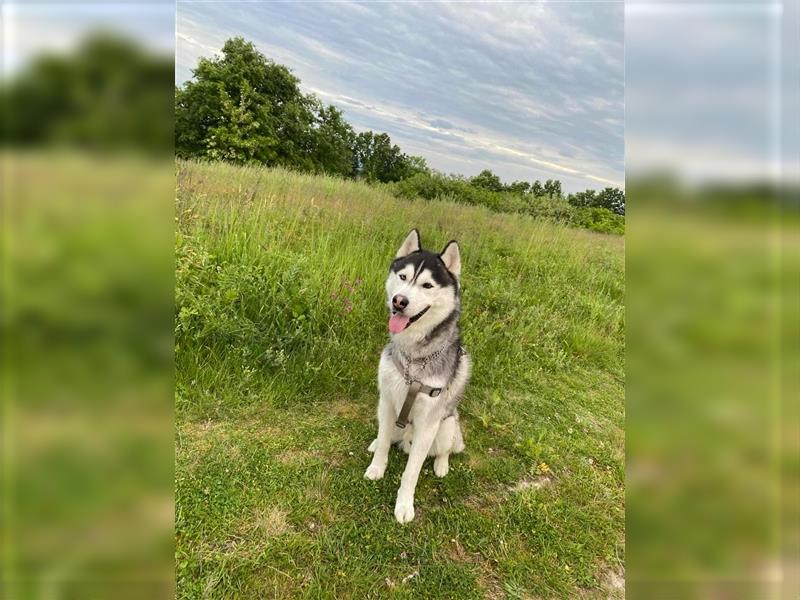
top-left (433, 456), bottom-right (450, 478)
top-left (367, 439), bottom-right (377, 453)
top-left (394, 498), bottom-right (415, 524)
top-left (364, 462), bottom-right (386, 481)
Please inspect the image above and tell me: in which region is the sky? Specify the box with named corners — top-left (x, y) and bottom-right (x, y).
top-left (176, 1), bottom-right (625, 193)
top-left (3, 2), bottom-right (787, 188)
top-left (2, 1), bottom-right (175, 74)
top-left (626, 1), bottom-right (787, 184)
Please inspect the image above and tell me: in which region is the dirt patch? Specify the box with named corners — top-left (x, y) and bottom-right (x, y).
top-left (508, 475), bottom-right (553, 493)
top-left (579, 566), bottom-right (625, 599)
top-left (250, 506), bottom-right (292, 537)
top-left (461, 474), bottom-right (554, 513)
top-left (603, 568), bottom-right (625, 596)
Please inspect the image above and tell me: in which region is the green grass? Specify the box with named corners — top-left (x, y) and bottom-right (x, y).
top-left (175, 159), bottom-right (625, 599)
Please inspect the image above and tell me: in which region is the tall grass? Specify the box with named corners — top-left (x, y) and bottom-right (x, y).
top-left (175, 159), bottom-right (624, 598)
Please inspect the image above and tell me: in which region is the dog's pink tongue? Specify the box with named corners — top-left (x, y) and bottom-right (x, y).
top-left (388, 313), bottom-right (410, 333)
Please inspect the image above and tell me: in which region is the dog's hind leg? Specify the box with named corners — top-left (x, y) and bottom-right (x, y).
top-left (452, 417), bottom-right (465, 454)
top-left (431, 416), bottom-right (457, 477)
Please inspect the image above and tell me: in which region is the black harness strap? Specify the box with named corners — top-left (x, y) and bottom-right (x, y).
top-left (391, 350), bottom-right (442, 429)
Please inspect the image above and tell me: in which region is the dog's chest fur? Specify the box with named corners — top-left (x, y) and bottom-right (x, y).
top-left (379, 342), bottom-right (467, 423)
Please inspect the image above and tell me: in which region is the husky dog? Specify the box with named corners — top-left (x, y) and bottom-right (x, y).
top-left (364, 229), bottom-right (470, 524)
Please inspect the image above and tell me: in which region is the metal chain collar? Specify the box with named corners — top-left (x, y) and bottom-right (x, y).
top-left (397, 346), bottom-right (446, 385)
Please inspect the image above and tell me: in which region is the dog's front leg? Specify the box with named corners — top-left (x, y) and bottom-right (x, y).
top-left (364, 395), bottom-right (395, 480)
top-left (394, 418), bottom-right (440, 523)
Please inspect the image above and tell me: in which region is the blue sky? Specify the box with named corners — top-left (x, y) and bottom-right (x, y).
top-left (177, 1), bottom-right (624, 192)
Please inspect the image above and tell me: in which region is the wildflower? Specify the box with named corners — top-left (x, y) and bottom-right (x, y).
top-left (536, 462), bottom-right (551, 475)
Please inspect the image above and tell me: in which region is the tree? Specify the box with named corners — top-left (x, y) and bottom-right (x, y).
top-left (543, 179), bottom-right (562, 198)
top-left (596, 187), bottom-right (626, 215)
top-left (530, 180), bottom-right (544, 197)
top-left (507, 181), bottom-right (531, 195)
top-left (568, 189), bottom-right (597, 208)
top-left (403, 155), bottom-right (430, 178)
top-left (310, 104), bottom-right (355, 176)
top-left (470, 169), bottom-right (504, 192)
top-left (568, 187), bottom-right (625, 215)
top-left (351, 131), bottom-right (410, 183)
top-left (176, 37), bottom-right (318, 166)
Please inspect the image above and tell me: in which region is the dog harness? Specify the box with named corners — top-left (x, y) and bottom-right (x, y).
top-left (390, 345), bottom-right (465, 429)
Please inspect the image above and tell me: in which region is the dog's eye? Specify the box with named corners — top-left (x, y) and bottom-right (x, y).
top-left (399, 274), bottom-right (407, 281)
top-left (422, 282), bottom-right (434, 289)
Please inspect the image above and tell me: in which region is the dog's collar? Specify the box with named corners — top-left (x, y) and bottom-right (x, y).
top-left (396, 345), bottom-right (446, 371)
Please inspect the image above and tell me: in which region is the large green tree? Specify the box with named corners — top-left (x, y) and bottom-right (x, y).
top-left (176, 37), bottom-right (317, 166)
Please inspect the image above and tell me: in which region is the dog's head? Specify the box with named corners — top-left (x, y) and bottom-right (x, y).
top-left (385, 229), bottom-right (461, 336)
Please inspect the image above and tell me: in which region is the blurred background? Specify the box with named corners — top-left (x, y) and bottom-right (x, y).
top-left (0, 1), bottom-right (796, 599)
top-left (626, 1), bottom-right (798, 598)
top-left (2, 1), bottom-right (175, 598)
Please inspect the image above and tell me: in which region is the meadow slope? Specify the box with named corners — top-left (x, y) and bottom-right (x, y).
top-left (175, 160), bottom-right (625, 599)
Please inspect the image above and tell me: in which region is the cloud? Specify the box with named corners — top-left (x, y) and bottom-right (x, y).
top-left (176, 1), bottom-right (624, 191)
top-left (428, 119), bottom-right (456, 130)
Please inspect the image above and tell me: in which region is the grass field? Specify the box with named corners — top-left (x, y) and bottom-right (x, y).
top-left (175, 159), bottom-right (625, 599)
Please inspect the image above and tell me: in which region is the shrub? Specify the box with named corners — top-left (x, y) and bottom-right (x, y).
top-left (390, 171), bottom-right (623, 234)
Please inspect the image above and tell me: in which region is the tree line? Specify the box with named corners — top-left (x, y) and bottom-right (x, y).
top-left (176, 37), bottom-right (625, 217)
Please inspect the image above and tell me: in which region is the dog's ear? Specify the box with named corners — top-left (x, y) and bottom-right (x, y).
top-left (396, 229), bottom-right (421, 258)
top-left (440, 240), bottom-right (461, 279)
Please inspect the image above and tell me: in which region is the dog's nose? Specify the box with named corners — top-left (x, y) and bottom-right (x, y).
top-left (392, 294), bottom-right (409, 310)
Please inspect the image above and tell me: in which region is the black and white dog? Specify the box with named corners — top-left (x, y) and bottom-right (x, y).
top-left (365, 229), bottom-right (470, 523)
